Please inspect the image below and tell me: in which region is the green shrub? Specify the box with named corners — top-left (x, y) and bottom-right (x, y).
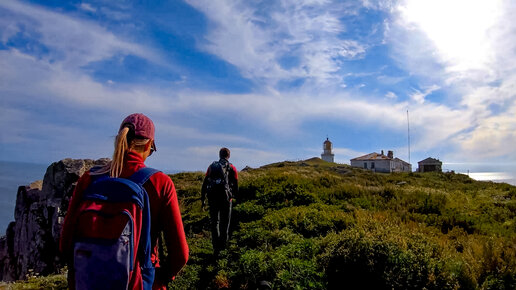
top-left (257, 182), bottom-right (317, 209)
top-left (318, 227), bottom-right (467, 290)
top-left (257, 204), bottom-right (353, 238)
top-left (13, 159), bottom-right (514, 289)
top-left (233, 201), bottom-right (266, 223)
top-left (2, 273), bottom-right (67, 290)
top-left (170, 162), bottom-right (516, 289)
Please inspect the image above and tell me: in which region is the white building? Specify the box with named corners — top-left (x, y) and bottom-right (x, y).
top-left (350, 150), bottom-right (411, 173)
top-left (321, 138), bottom-right (335, 162)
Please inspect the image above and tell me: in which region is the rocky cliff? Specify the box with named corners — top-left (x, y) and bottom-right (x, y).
top-left (0, 158), bottom-right (109, 281)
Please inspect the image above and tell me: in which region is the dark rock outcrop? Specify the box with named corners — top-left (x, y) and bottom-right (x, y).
top-left (0, 158), bottom-right (109, 281)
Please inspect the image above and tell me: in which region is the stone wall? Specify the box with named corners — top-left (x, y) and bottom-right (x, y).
top-left (0, 158), bottom-right (109, 281)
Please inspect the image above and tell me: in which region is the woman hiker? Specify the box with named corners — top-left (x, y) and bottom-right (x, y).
top-left (60, 113), bottom-right (189, 289)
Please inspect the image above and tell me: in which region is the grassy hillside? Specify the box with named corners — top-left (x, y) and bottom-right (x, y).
top-left (4, 158), bottom-right (515, 289)
top-left (172, 159), bottom-right (515, 289)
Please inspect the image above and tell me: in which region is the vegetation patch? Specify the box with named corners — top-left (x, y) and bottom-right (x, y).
top-left (10, 159), bottom-right (516, 289)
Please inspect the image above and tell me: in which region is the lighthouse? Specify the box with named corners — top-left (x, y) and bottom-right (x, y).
top-left (321, 138), bottom-right (334, 162)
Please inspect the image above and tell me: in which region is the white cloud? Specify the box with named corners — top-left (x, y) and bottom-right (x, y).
top-left (408, 103), bottom-right (471, 151)
top-left (79, 3), bottom-right (96, 13)
top-left (460, 77), bottom-right (516, 119)
top-left (385, 91), bottom-right (398, 100)
top-left (184, 0), bottom-right (365, 86)
top-left (454, 76), bottom-right (516, 160)
top-left (0, 49), bottom-right (170, 113)
top-left (398, 0), bottom-right (502, 74)
top-left (361, 0), bottom-right (397, 11)
top-left (377, 75), bottom-right (405, 85)
top-left (0, 1), bottom-right (173, 113)
top-left (384, 0), bottom-right (516, 162)
top-left (2, 0), bottom-right (515, 169)
top-left (166, 88), bottom-right (472, 159)
top-left (0, 0), bottom-right (159, 68)
top-left (390, 0), bottom-right (516, 86)
top-left (455, 105), bottom-right (516, 160)
top-left (410, 91), bottom-right (425, 104)
top-left (409, 85), bottom-right (439, 104)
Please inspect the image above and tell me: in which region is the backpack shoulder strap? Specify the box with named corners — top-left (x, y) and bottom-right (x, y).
top-left (221, 161), bottom-right (230, 175)
top-left (222, 163), bottom-right (229, 178)
top-left (128, 166), bottom-right (160, 282)
top-left (129, 167), bottom-right (160, 185)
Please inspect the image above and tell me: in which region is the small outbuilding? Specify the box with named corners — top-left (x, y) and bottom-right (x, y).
top-left (417, 157), bottom-right (442, 173)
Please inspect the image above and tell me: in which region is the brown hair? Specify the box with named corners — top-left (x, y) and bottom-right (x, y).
top-left (219, 147), bottom-right (230, 159)
top-left (109, 126), bottom-right (151, 177)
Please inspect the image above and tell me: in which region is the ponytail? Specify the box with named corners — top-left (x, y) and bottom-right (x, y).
top-left (110, 127), bottom-right (130, 177)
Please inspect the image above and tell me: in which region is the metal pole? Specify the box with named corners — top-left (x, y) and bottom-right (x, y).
top-left (407, 110), bottom-right (411, 165)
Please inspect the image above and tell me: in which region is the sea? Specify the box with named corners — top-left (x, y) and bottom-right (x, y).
top-left (0, 161), bottom-right (515, 236)
top-left (462, 172), bottom-right (516, 186)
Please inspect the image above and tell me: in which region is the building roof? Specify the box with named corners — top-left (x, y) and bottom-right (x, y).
top-left (351, 152), bottom-right (391, 161)
top-left (351, 152), bottom-right (411, 165)
top-left (418, 157), bottom-right (442, 165)
top-left (393, 157), bottom-right (411, 166)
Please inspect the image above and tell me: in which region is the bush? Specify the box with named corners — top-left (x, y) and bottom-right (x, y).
top-left (168, 161), bottom-right (515, 289)
top-left (318, 226), bottom-right (466, 289)
top-left (2, 273), bottom-right (67, 290)
top-left (16, 159), bottom-right (514, 289)
top-left (257, 204), bottom-right (353, 238)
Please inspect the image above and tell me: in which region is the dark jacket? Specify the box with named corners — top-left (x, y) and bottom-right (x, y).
top-left (201, 158), bottom-right (238, 205)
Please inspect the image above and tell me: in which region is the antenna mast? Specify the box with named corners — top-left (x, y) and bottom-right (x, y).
top-left (407, 110), bottom-right (411, 164)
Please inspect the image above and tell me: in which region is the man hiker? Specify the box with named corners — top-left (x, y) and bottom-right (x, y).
top-left (201, 147), bottom-right (238, 255)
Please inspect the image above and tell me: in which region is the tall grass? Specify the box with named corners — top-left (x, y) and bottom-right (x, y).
top-left (8, 159), bottom-right (515, 289)
top-left (171, 160), bottom-right (515, 289)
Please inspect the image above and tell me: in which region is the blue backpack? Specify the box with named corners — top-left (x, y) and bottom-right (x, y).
top-left (72, 167), bottom-right (159, 290)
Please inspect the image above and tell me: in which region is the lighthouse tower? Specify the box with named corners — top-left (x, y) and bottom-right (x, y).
top-left (321, 138), bottom-right (334, 162)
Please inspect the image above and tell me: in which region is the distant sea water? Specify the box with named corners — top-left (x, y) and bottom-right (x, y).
top-left (444, 163), bottom-right (516, 186)
top-left (464, 172), bottom-right (516, 186)
top-left (0, 161), bottom-right (47, 236)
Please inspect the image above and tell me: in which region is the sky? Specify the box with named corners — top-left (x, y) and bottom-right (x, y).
top-left (1, 0), bottom-right (515, 173)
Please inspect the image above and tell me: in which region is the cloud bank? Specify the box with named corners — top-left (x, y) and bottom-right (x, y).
top-left (1, 0), bottom-right (515, 171)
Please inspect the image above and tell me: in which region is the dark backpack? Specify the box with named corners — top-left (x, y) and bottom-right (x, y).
top-left (72, 167), bottom-right (159, 290)
top-left (206, 161), bottom-right (232, 202)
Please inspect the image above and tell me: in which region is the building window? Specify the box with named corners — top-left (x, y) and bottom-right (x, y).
top-left (364, 162), bottom-right (367, 169)
top-left (371, 162), bottom-right (375, 169)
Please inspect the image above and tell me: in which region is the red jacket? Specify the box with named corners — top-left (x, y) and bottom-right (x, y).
top-left (60, 151), bottom-right (189, 289)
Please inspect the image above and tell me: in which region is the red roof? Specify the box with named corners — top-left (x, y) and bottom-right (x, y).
top-left (350, 152), bottom-right (391, 161)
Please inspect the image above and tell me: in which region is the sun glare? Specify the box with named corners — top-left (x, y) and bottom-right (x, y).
top-left (399, 0), bottom-right (502, 72)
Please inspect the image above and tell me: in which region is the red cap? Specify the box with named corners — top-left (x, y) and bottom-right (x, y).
top-left (119, 113), bottom-right (156, 151)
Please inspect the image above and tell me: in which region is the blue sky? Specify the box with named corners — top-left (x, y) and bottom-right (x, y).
top-left (1, 0), bottom-right (515, 173)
